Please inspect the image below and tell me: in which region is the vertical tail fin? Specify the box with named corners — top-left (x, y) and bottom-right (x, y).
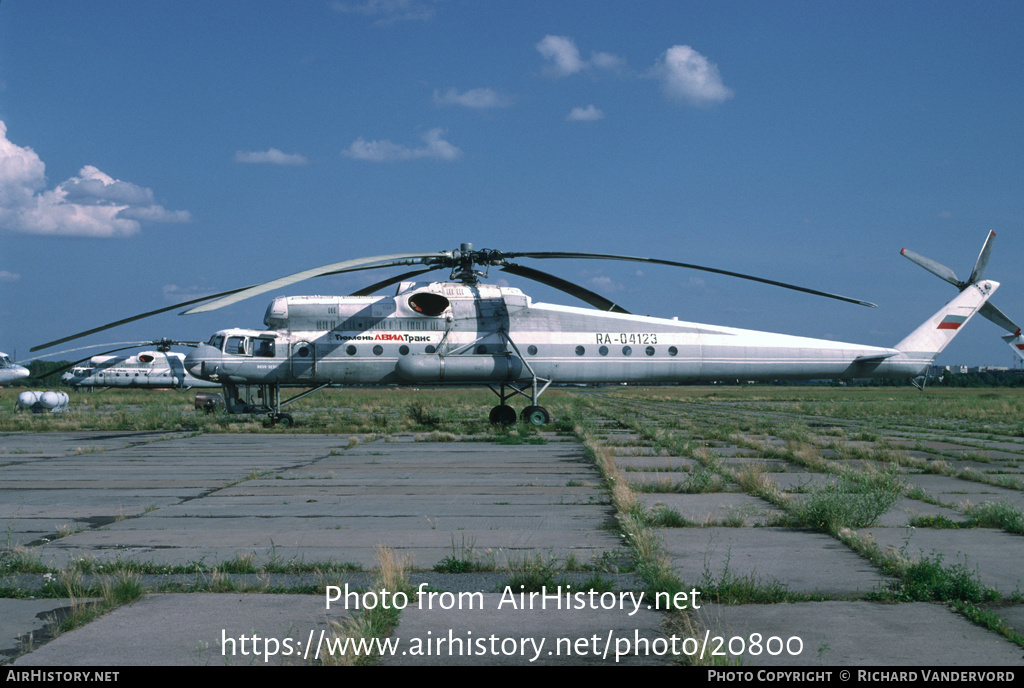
top-left (902, 232), bottom-right (1023, 356)
top-left (893, 280), bottom-right (999, 369)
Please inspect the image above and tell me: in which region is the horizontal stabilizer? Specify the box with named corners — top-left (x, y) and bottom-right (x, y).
top-left (853, 353), bottom-right (898, 363)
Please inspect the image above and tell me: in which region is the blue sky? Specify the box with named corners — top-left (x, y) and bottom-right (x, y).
top-left (2, 1), bottom-right (1023, 369)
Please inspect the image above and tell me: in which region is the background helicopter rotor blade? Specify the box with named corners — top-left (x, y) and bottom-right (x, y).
top-left (349, 267), bottom-right (441, 296)
top-left (20, 341), bottom-right (154, 364)
top-left (499, 263), bottom-right (631, 314)
top-left (182, 252), bottom-right (450, 315)
top-left (505, 251), bottom-right (877, 308)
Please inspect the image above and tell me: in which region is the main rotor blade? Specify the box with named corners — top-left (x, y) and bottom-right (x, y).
top-left (900, 247), bottom-right (961, 288)
top-left (968, 230), bottom-right (996, 285)
top-left (509, 252), bottom-right (877, 307)
top-left (20, 341), bottom-right (152, 363)
top-left (182, 252), bottom-right (450, 315)
top-left (499, 263), bottom-right (631, 314)
top-left (349, 267), bottom-right (440, 296)
top-left (31, 287), bottom-right (256, 352)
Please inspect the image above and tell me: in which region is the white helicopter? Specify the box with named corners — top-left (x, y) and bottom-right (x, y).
top-left (0, 351), bottom-right (31, 386)
top-left (32, 235), bottom-right (1011, 426)
top-left (58, 341), bottom-right (220, 391)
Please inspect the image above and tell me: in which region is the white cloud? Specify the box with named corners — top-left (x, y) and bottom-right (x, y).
top-left (587, 275), bottom-right (623, 293)
top-left (0, 270), bottom-right (20, 282)
top-left (566, 105), bottom-right (605, 122)
top-left (537, 35), bottom-right (587, 76)
top-left (652, 45), bottom-right (733, 106)
top-left (330, 0), bottom-right (437, 23)
top-left (162, 284), bottom-right (219, 304)
top-left (342, 128), bottom-right (462, 162)
top-left (537, 35), bottom-right (623, 77)
top-left (234, 148), bottom-right (309, 166)
top-left (0, 121), bottom-right (191, 238)
top-left (433, 87), bottom-right (513, 109)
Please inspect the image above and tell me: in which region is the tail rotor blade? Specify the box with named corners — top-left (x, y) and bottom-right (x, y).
top-left (900, 247), bottom-right (961, 288)
top-left (968, 230), bottom-right (996, 285)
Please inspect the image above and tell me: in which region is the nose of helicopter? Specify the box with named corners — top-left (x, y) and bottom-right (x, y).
top-left (185, 344), bottom-right (215, 379)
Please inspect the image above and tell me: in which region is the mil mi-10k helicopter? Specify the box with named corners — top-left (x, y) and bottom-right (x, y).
top-left (33, 234), bottom-right (1017, 427)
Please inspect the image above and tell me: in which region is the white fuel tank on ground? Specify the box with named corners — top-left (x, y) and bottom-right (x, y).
top-left (16, 390), bottom-right (70, 413)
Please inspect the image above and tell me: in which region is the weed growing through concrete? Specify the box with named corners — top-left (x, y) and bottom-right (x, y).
top-left (321, 545), bottom-right (412, 666)
top-left (792, 472), bottom-right (903, 535)
top-left (963, 500), bottom-right (1024, 534)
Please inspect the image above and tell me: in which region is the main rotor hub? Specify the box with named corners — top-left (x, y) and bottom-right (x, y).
top-left (445, 243), bottom-right (506, 285)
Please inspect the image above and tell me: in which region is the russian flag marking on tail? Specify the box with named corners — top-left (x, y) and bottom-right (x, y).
top-left (937, 315), bottom-right (968, 330)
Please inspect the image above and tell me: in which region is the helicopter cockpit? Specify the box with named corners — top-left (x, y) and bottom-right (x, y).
top-left (206, 332), bottom-right (277, 358)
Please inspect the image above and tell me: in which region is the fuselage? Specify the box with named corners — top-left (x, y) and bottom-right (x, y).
top-left (63, 351), bottom-right (220, 389)
top-left (183, 281), bottom-right (934, 388)
top-left (0, 352), bottom-right (30, 386)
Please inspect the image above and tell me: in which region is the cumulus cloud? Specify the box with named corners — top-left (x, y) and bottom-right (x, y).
top-left (433, 87), bottom-right (513, 109)
top-left (342, 128), bottom-right (462, 162)
top-left (652, 45), bottom-right (733, 106)
top-left (566, 105), bottom-right (605, 122)
top-left (234, 148), bottom-right (309, 165)
top-left (0, 121), bottom-right (191, 238)
top-left (537, 35), bottom-right (624, 77)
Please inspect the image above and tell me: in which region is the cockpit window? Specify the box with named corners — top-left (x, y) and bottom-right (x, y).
top-left (208, 335), bottom-right (225, 350)
top-left (226, 336), bottom-right (251, 356)
top-left (0, 355), bottom-right (11, 367)
top-left (255, 339), bottom-right (276, 357)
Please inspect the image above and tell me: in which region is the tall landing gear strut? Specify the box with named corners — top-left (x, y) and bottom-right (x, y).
top-left (487, 377), bottom-right (551, 426)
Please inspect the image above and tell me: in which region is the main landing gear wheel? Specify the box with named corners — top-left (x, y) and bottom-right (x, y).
top-left (520, 405), bottom-right (550, 426)
top-left (268, 412), bottom-right (294, 428)
top-left (489, 404), bottom-right (517, 426)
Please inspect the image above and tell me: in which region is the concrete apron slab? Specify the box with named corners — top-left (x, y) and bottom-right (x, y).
top-left (381, 593), bottom-right (668, 666)
top-left (858, 526), bottom-right (1024, 594)
top-left (8, 436), bottom-right (620, 571)
top-left (637, 493), bottom-right (786, 526)
top-left (8, 594), bottom-right (350, 667)
top-left (7, 591), bottom-right (675, 667)
top-left (661, 527), bottom-right (893, 597)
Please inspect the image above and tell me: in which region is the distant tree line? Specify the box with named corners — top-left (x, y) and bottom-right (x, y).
top-left (8, 360), bottom-right (70, 387)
